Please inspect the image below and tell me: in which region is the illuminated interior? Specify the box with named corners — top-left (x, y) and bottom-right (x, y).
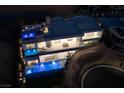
top-left (25, 50), bottom-right (75, 74)
top-left (23, 31), bottom-right (102, 56)
top-left (23, 31), bottom-right (101, 56)
top-left (27, 59), bottom-right (39, 66)
top-left (82, 31), bottom-right (102, 40)
top-left (37, 37), bottom-right (83, 52)
top-left (39, 50), bottom-right (75, 62)
top-left (20, 20), bottom-right (102, 75)
top-left (25, 44), bottom-right (35, 49)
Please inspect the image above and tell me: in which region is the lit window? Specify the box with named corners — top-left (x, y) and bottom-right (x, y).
top-left (26, 44), bottom-right (35, 49)
top-left (37, 42), bottom-right (46, 51)
top-left (27, 59), bottom-right (39, 66)
top-left (82, 31), bottom-right (102, 40)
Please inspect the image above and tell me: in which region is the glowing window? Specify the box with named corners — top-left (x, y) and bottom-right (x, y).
top-left (26, 44), bottom-right (35, 49)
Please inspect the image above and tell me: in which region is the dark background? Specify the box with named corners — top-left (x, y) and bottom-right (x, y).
top-left (0, 5), bottom-right (123, 87)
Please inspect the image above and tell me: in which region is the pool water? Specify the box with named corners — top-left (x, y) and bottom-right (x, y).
top-left (25, 60), bottom-right (64, 75)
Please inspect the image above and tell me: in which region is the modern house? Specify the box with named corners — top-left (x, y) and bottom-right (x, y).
top-left (20, 16), bottom-right (102, 75)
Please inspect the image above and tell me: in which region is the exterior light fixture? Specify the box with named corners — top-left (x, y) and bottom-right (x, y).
top-left (22, 29), bottom-right (25, 32)
top-left (40, 63), bottom-right (44, 67)
top-left (25, 26), bottom-right (28, 30)
top-left (24, 34), bottom-right (27, 38)
top-left (29, 33), bottom-right (33, 37)
top-left (52, 61), bottom-right (56, 65)
top-left (33, 49), bottom-right (36, 52)
top-left (43, 27), bottom-right (49, 33)
top-left (27, 50), bottom-right (30, 53)
top-left (27, 70), bottom-right (32, 74)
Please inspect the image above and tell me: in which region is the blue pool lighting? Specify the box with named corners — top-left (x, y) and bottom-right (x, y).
top-left (27, 50), bottom-right (30, 53)
top-left (29, 33), bottom-right (33, 36)
top-left (26, 70), bottom-right (32, 74)
top-left (28, 33), bottom-right (35, 38)
top-left (24, 48), bottom-right (38, 56)
top-left (25, 60), bottom-right (63, 75)
top-left (52, 61), bottom-right (56, 65)
top-left (33, 49), bottom-right (36, 52)
top-left (40, 63), bottom-right (44, 67)
top-left (21, 32), bottom-right (35, 39)
top-left (22, 34), bottom-right (27, 39)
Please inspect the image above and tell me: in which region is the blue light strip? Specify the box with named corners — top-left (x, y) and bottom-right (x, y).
top-left (24, 48), bottom-right (38, 56)
top-left (25, 60), bottom-right (63, 75)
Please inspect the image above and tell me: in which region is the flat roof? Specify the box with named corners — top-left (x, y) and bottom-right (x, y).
top-left (21, 16), bottom-right (102, 42)
top-left (43, 17), bottom-right (83, 40)
top-left (66, 16), bottom-right (101, 32)
top-left (97, 17), bottom-right (122, 28)
top-left (43, 16), bottom-right (101, 40)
